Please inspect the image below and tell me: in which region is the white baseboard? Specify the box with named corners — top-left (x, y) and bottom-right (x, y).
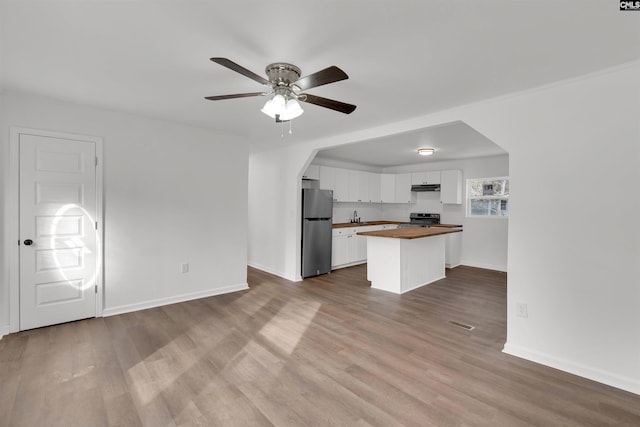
top-left (503, 342), bottom-right (640, 396)
top-left (247, 262), bottom-right (299, 282)
top-left (0, 325), bottom-right (13, 340)
top-left (400, 275), bottom-right (446, 294)
top-left (460, 260), bottom-right (507, 272)
top-left (102, 283), bottom-right (249, 317)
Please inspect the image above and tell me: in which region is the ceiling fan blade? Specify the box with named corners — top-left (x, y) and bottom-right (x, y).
top-left (205, 92), bottom-right (265, 101)
top-left (294, 66), bottom-right (348, 91)
top-left (299, 93), bottom-right (357, 114)
top-left (210, 57), bottom-right (269, 85)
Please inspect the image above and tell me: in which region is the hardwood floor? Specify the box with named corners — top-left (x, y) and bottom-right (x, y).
top-left (2, 265), bottom-right (640, 426)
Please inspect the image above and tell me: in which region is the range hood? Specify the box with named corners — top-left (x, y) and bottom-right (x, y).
top-left (411, 184), bottom-right (441, 192)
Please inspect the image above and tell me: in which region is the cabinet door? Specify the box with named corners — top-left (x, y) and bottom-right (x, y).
top-left (348, 170), bottom-right (369, 202)
top-left (331, 235), bottom-right (349, 267)
top-left (425, 171), bottom-right (441, 184)
top-left (333, 168), bottom-right (349, 202)
top-left (368, 173), bottom-right (381, 203)
top-left (358, 172), bottom-right (371, 202)
top-left (380, 174), bottom-right (395, 203)
top-left (347, 170), bottom-right (359, 202)
top-left (441, 170), bottom-right (462, 204)
top-left (347, 234), bottom-right (358, 263)
top-left (411, 172), bottom-right (426, 185)
top-left (411, 171), bottom-right (441, 185)
top-left (411, 171), bottom-right (440, 184)
top-left (319, 166), bottom-right (336, 193)
top-left (445, 232), bottom-right (462, 268)
top-left (394, 173), bottom-right (414, 203)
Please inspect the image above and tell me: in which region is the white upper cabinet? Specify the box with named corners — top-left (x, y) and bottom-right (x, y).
top-left (348, 170), bottom-right (370, 202)
top-left (368, 172), bottom-right (381, 203)
top-left (411, 171), bottom-right (441, 185)
top-left (333, 168), bottom-right (349, 201)
top-left (380, 174), bottom-right (396, 203)
top-left (302, 164), bottom-right (320, 180)
top-left (320, 166), bottom-right (349, 201)
top-left (440, 169), bottom-right (462, 204)
top-left (394, 173), bottom-right (415, 203)
top-left (319, 165), bottom-right (336, 191)
top-left (320, 166), bottom-right (416, 204)
top-left (347, 170), bottom-right (360, 202)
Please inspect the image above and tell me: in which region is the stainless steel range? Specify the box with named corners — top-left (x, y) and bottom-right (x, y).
top-left (398, 212), bottom-right (440, 228)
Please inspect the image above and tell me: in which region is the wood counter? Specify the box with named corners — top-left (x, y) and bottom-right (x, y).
top-left (332, 221), bottom-right (403, 229)
top-left (357, 227), bottom-right (461, 239)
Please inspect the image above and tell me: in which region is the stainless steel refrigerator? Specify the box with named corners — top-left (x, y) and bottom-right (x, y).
top-left (301, 188), bottom-right (333, 278)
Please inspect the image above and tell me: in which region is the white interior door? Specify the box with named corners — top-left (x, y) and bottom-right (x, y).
top-left (19, 133), bottom-right (98, 330)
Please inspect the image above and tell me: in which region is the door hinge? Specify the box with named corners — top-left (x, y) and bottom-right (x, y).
top-left (95, 284), bottom-right (98, 294)
top-left (95, 157), bottom-right (98, 166)
top-left (95, 221), bottom-right (98, 230)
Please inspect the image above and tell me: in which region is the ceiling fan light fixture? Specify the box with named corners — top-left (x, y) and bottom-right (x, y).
top-left (261, 94), bottom-right (286, 118)
top-left (280, 98), bottom-right (304, 121)
top-left (418, 148), bottom-right (435, 156)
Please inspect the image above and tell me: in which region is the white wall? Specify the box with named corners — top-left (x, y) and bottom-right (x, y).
top-left (463, 65), bottom-right (640, 395)
top-left (0, 90), bottom-right (249, 334)
top-left (333, 203), bottom-right (384, 224)
top-left (247, 62), bottom-right (640, 394)
top-left (248, 144), bottom-right (313, 281)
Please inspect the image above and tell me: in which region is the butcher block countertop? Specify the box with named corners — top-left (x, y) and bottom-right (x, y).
top-left (332, 221), bottom-right (403, 229)
top-left (357, 227), bottom-right (462, 240)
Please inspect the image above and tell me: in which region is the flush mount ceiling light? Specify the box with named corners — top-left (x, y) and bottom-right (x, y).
top-left (205, 58), bottom-right (357, 127)
top-left (417, 148), bottom-right (435, 156)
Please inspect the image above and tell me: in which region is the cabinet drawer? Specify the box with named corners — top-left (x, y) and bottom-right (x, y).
top-left (332, 228), bottom-right (346, 237)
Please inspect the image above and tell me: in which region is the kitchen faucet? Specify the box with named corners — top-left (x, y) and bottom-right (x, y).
top-left (353, 210), bottom-right (358, 223)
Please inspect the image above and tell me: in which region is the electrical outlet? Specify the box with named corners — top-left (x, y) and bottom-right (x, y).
top-left (181, 263), bottom-right (189, 274)
top-left (516, 302), bottom-right (528, 318)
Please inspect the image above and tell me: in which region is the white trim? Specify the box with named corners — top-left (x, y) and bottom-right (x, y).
top-left (459, 261), bottom-right (507, 273)
top-left (466, 176), bottom-right (510, 218)
top-left (7, 133), bottom-right (19, 334)
top-left (503, 342), bottom-right (640, 396)
top-left (0, 325), bottom-right (12, 340)
top-left (102, 283), bottom-right (249, 317)
top-left (248, 261), bottom-right (300, 282)
top-left (8, 127), bottom-right (104, 332)
top-left (399, 275), bottom-right (445, 294)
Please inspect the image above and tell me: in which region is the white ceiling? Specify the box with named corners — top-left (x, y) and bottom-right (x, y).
top-left (315, 121), bottom-right (507, 168)
top-left (1, 1), bottom-right (639, 152)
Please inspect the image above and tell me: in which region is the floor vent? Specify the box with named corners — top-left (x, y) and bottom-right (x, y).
top-left (448, 320), bottom-right (475, 331)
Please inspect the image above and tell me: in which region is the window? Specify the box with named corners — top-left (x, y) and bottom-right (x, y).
top-left (467, 176), bottom-right (509, 218)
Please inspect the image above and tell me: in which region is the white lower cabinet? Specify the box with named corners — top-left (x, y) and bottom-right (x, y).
top-left (445, 232), bottom-right (462, 268)
top-left (331, 225), bottom-right (393, 269)
top-left (331, 234), bottom-right (350, 267)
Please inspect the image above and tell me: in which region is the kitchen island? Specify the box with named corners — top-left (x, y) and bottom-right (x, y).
top-left (357, 227), bottom-right (462, 294)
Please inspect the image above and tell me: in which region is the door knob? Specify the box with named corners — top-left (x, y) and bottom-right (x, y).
top-left (23, 239), bottom-right (33, 246)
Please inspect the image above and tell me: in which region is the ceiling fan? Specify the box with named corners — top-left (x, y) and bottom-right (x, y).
top-left (205, 58), bottom-right (356, 122)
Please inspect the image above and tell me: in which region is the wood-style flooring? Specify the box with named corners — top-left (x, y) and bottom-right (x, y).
top-left (1, 265), bottom-right (640, 426)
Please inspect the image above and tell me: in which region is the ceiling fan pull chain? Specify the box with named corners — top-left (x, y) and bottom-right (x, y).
top-left (289, 120), bottom-right (293, 135)
top-left (281, 120), bottom-right (284, 138)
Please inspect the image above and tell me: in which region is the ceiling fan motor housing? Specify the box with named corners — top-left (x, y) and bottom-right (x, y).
top-left (265, 63), bottom-right (301, 88)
